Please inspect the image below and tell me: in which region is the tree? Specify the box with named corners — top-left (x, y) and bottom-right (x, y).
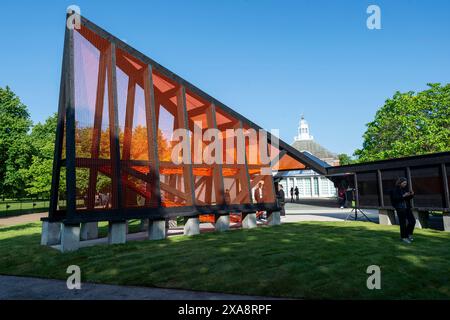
top-left (354, 83), bottom-right (450, 162)
top-left (20, 114), bottom-right (57, 198)
top-left (0, 86), bottom-right (32, 198)
top-left (337, 153), bottom-right (355, 165)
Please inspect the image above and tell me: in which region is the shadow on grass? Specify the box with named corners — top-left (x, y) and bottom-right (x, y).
top-left (0, 221), bottom-right (449, 299)
top-left (0, 223), bottom-right (40, 233)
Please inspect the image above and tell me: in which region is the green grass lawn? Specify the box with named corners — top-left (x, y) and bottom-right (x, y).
top-left (1, 221), bottom-right (450, 299)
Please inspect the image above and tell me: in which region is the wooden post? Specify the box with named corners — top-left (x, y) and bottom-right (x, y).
top-left (441, 163), bottom-right (450, 209)
top-left (106, 43), bottom-right (123, 209)
top-left (65, 22), bottom-right (76, 218)
top-left (87, 50), bottom-right (107, 209)
top-left (377, 169), bottom-right (384, 208)
top-left (177, 86), bottom-right (196, 206)
top-left (143, 65), bottom-right (162, 207)
top-left (235, 120), bottom-right (253, 204)
top-left (49, 22), bottom-right (69, 218)
top-left (406, 167), bottom-right (415, 208)
top-left (206, 103), bottom-right (225, 205)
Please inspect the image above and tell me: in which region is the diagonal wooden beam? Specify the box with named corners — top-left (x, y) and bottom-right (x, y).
top-left (87, 49), bottom-right (107, 209)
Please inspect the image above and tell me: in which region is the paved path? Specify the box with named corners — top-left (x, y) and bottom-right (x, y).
top-left (0, 275), bottom-right (279, 300)
top-left (0, 212), bottom-right (46, 227)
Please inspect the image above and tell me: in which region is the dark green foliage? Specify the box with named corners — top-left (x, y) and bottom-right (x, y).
top-left (355, 83), bottom-right (450, 162)
top-left (0, 86), bottom-right (32, 198)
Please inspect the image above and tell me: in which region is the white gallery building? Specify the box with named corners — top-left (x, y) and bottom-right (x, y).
top-left (276, 116), bottom-right (338, 198)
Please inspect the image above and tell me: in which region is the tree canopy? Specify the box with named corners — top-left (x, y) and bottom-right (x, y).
top-left (0, 86), bottom-right (32, 198)
top-left (354, 83), bottom-right (450, 162)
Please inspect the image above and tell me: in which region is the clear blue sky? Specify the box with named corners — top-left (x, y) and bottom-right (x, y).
top-left (1, 0), bottom-right (449, 155)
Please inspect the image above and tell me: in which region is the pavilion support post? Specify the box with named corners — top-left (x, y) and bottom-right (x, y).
top-left (148, 220), bottom-right (166, 240)
top-left (60, 224), bottom-right (80, 252)
top-left (412, 209), bottom-right (429, 229)
top-left (378, 209), bottom-right (397, 225)
top-left (267, 211), bottom-right (281, 226)
top-left (242, 212), bottom-right (257, 229)
top-left (80, 222), bottom-right (98, 240)
top-left (140, 219), bottom-right (149, 231)
top-left (214, 214), bottom-right (230, 232)
top-left (41, 221), bottom-right (61, 246)
top-left (108, 221), bottom-right (127, 244)
top-left (184, 216), bottom-right (200, 236)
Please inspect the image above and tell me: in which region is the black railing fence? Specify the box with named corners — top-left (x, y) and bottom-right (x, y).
top-left (0, 198), bottom-right (51, 217)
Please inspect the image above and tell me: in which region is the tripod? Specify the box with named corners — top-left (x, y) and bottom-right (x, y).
top-left (345, 206), bottom-right (374, 222)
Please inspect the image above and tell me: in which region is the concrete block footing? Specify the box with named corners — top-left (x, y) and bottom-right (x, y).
top-left (267, 211), bottom-right (281, 226)
top-left (148, 220), bottom-right (166, 240)
top-left (378, 209), bottom-right (397, 225)
top-left (215, 215), bottom-right (230, 232)
top-left (412, 210), bottom-right (429, 229)
top-left (443, 213), bottom-right (450, 232)
top-left (184, 217), bottom-right (200, 236)
top-left (242, 213), bottom-right (257, 229)
top-left (41, 221), bottom-right (61, 246)
top-left (108, 221), bottom-right (127, 245)
top-left (60, 224), bottom-right (80, 252)
top-left (80, 222), bottom-right (98, 240)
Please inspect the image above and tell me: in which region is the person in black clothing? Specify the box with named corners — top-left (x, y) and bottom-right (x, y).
top-left (294, 186), bottom-right (299, 202)
top-left (290, 187), bottom-right (294, 203)
top-left (390, 177), bottom-right (416, 244)
top-left (276, 184), bottom-right (286, 216)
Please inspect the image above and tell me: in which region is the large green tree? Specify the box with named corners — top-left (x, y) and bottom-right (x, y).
top-left (355, 83), bottom-right (450, 162)
top-left (19, 114), bottom-right (57, 198)
top-left (0, 86), bottom-right (33, 198)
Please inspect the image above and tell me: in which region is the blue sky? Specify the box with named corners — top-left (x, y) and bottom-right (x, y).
top-left (0, 0), bottom-right (449, 155)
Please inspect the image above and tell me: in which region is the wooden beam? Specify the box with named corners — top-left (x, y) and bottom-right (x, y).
top-left (406, 167), bottom-right (415, 208)
top-left (235, 120), bottom-right (253, 204)
top-left (106, 43), bottom-right (123, 209)
top-left (206, 103), bottom-right (225, 205)
top-left (441, 163), bottom-right (450, 209)
top-left (65, 22), bottom-right (77, 218)
top-left (159, 181), bottom-right (188, 200)
top-left (177, 86), bottom-right (196, 206)
top-left (144, 64), bottom-right (162, 207)
top-left (377, 169), bottom-right (384, 207)
top-left (87, 49), bottom-right (107, 209)
top-left (187, 105), bottom-right (209, 118)
top-left (49, 22), bottom-right (69, 218)
top-left (122, 79), bottom-right (136, 160)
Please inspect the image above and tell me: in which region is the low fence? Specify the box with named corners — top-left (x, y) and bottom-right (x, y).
top-left (0, 198), bottom-right (50, 217)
